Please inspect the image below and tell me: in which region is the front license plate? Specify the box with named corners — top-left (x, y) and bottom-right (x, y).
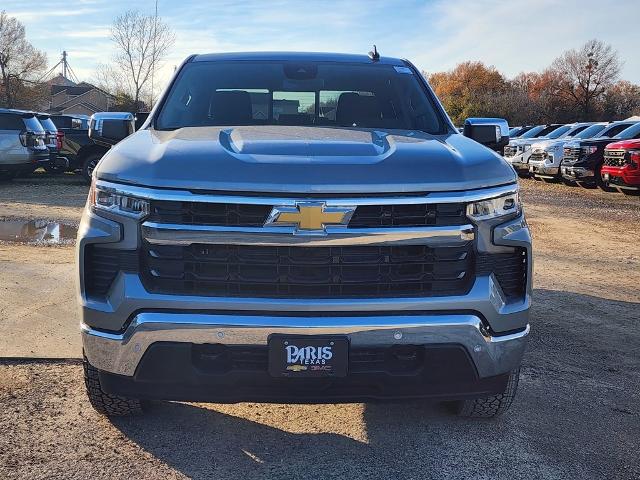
top-left (268, 335), bottom-right (348, 377)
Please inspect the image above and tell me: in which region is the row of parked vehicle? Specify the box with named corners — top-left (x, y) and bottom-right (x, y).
top-left (0, 109), bottom-right (147, 183)
top-left (503, 120), bottom-right (640, 195)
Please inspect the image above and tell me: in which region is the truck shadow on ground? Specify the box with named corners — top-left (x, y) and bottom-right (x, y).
top-left (109, 288), bottom-right (639, 479)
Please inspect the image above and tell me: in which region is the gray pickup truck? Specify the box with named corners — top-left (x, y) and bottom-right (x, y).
top-left (78, 52), bottom-right (531, 418)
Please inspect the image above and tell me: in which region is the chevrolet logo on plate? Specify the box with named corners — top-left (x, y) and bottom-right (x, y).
top-left (265, 202), bottom-right (355, 234)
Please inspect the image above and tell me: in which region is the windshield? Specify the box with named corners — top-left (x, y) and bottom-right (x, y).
top-left (519, 125), bottom-right (544, 138)
top-left (573, 124), bottom-right (605, 139)
top-left (597, 123), bottom-right (635, 139)
top-left (156, 61), bottom-right (445, 133)
top-left (614, 122), bottom-right (640, 140)
top-left (546, 125), bottom-right (572, 139)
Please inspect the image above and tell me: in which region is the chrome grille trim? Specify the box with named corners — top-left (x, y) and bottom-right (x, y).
top-left (142, 222), bottom-right (475, 247)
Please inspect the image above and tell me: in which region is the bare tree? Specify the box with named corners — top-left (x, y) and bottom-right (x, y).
top-left (109, 9), bottom-right (174, 111)
top-left (551, 39), bottom-right (622, 120)
top-left (0, 11), bottom-right (47, 108)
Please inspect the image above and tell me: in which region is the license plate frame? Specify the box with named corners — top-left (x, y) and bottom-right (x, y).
top-left (268, 335), bottom-right (349, 378)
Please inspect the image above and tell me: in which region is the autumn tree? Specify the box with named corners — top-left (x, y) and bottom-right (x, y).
top-left (601, 80), bottom-right (640, 120)
top-left (550, 39), bottom-right (622, 120)
top-left (428, 62), bottom-right (507, 125)
top-left (0, 10), bottom-right (47, 108)
top-left (108, 9), bottom-right (174, 111)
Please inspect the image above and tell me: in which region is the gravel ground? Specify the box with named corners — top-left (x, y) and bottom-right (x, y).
top-left (0, 174), bottom-right (639, 479)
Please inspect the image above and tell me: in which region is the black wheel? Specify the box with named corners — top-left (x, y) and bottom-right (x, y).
top-left (454, 368), bottom-right (520, 418)
top-left (83, 356), bottom-right (144, 416)
top-left (81, 153), bottom-right (103, 183)
top-left (532, 175), bottom-right (542, 181)
top-left (516, 172), bottom-right (530, 179)
top-left (562, 178), bottom-right (577, 187)
top-left (621, 188), bottom-right (640, 196)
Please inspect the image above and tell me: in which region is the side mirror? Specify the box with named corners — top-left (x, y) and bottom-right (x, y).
top-left (89, 112), bottom-right (135, 147)
top-left (463, 118), bottom-right (510, 152)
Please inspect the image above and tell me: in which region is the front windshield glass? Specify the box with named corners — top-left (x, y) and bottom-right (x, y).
top-left (597, 123), bottom-right (635, 139)
top-left (573, 124), bottom-right (605, 139)
top-left (156, 61), bottom-right (445, 133)
top-left (519, 125), bottom-right (544, 138)
top-left (614, 122), bottom-right (640, 140)
top-left (546, 125), bottom-right (572, 139)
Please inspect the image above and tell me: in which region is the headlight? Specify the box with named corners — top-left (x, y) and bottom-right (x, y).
top-left (523, 144), bottom-right (532, 151)
top-left (89, 179), bottom-right (149, 218)
top-left (467, 192), bottom-right (521, 221)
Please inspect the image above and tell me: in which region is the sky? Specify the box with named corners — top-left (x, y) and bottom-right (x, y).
top-left (4, 0), bottom-right (640, 94)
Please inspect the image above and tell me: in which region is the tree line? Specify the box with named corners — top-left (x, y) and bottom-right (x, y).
top-left (426, 39), bottom-right (640, 126)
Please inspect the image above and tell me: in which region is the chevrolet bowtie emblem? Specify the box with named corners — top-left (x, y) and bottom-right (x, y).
top-left (265, 202), bottom-right (355, 233)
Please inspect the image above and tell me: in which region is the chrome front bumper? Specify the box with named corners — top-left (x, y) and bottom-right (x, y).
top-left (504, 153), bottom-right (530, 172)
top-left (82, 312), bottom-right (529, 378)
top-left (562, 166), bottom-right (594, 180)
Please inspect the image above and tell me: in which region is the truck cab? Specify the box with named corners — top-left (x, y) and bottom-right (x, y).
top-left (78, 52), bottom-right (530, 418)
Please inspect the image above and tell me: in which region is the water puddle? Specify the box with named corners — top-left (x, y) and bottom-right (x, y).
top-left (0, 219), bottom-right (78, 245)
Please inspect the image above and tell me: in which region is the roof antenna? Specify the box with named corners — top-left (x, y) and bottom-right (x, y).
top-left (368, 45), bottom-right (380, 62)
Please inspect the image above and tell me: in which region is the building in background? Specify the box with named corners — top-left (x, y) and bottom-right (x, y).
top-left (43, 73), bottom-right (114, 116)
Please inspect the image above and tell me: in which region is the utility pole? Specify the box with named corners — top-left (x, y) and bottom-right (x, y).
top-left (62, 51), bottom-right (68, 78)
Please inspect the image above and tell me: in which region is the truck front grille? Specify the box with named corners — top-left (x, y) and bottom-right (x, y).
top-left (348, 203), bottom-right (466, 227)
top-left (148, 201), bottom-right (272, 226)
top-left (562, 147), bottom-right (582, 164)
top-left (529, 151), bottom-right (545, 163)
top-left (141, 242), bottom-right (475, 298)
top-left (603, 150), bottom-right (627, 167)
top-left (148, 200), bottom-right (467, 228)
top-left (503, 146), bottom-right (517, 157)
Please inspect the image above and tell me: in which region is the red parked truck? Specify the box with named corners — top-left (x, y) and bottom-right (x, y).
top-left (602, 139), bottom-right (640, 195)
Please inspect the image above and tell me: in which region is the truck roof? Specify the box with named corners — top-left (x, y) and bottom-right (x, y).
top-left (192, 51), bottom-right (407, 66)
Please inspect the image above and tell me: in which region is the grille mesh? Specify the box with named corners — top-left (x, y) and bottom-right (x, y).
top-left (141, 242), bottom-right (475, 298)
top-left (603, 150), bottom-right (627, 167)
top-left (562, 147), bottom-right (582, 164)
top-left (476, 249), bottom-right (527, 300)
top-left (84, 246), bottom-right (138, 296)
top-left (148, 200), bottom-right (467, 228)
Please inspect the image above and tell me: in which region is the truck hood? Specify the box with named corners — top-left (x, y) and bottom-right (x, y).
top-left (605, 139), bottom-right (640, 150)
top-left (508, 137), bottom-right (551, 147)
top-left (532, 139), bottom-right (567, 151)
top-left (95, 126), bottom-right (516, 194)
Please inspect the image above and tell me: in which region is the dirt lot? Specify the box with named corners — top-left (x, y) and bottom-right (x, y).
top-left (0, 173), bottom-right (639, 479)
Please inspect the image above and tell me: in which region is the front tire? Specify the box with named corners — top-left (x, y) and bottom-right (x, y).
top-left (83, 356), bottom-right (144, 416)
top-left (81, 153), bottom-right (103, 183)
top-left (455, 368), bottom-right (520, 418)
